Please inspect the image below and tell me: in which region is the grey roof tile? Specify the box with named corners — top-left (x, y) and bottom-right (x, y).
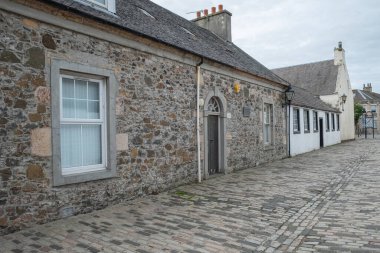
top-left (42, 0), bottom-right (286, 85)
top-left (272, 60), bottom-right (338, 96)
top-left (291, 86), bottom-right (340, 113)
top-left (353, 89), bottom-right (380, 104)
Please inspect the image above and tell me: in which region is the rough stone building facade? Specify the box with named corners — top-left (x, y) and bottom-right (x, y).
top-left (0, 0), bottom-right (289, 234)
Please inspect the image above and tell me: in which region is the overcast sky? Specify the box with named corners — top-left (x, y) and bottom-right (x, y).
top-left (152, 0), bottom-right (380, 92)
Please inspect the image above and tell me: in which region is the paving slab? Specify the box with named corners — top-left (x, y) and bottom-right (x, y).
top-left (1, 138), bottom-right (380, 252)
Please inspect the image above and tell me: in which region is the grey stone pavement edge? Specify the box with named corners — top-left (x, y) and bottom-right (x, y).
top-left (1, 138), bottom-right (380, 253)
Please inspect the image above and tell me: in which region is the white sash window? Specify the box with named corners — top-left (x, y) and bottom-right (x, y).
top-left (264, 103), bottom-right (273, 144)
top-left (60, 75), bottom-right (106, 175)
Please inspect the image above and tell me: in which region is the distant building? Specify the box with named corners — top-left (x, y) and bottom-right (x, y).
top-left (272, 42), bottom-right (355, 141)
top-left (353, 83), bottom-right (379, 131)
top-left (288, 86), bottom-right (341, 156)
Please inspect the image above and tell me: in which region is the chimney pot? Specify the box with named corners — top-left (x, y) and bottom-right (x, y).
top-left (196, 11), bottom-right (201, 18)
top-left (338, 41), bottom-right (342, 49)
top-left (192, 4), bottom-right (232, 41)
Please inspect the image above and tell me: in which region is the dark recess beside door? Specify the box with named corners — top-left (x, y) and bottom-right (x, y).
top-left (319, 118), bottom-right (324, 148)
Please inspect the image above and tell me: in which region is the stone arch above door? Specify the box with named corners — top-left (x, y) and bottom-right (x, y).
top-left (204, 87), bottom-right (227, 117)
top-left (203, 87), bottom-right (227, 179)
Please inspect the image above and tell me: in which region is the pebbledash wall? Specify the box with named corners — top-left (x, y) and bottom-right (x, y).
top-left (0, 4), bottom-right (287, 234)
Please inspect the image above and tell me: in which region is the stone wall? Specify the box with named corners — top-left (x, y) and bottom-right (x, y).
top-left (0, 7), bottom-right (286, 234)
top-left (199, 71), bottom-right (286, 172)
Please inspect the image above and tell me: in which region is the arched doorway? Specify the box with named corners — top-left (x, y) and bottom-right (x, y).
top-left (207, 97), bottom-right (220, 175)
top-left (204, 88), bottom-right (227, 179)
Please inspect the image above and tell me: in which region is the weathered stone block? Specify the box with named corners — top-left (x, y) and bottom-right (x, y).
top-left (144, 76), bottom-right (152, 86)
top-left (42, 34), bottom-right (56, 50)
top-left (147, 150), bottom-right (155, 158)
top-left (5, 159), bottom-right (18, 167)
top-left (37, 104), bottom-right (46, 113)
top-left (35, 86), bottom-right (50, 105)
top-left (31, 128), bottom-right (51, 157)
top-left (31, 76), bottom-right (45, 87)
top-left (25, 47), bottom-right (45, 69)
top-left (160, 120), bottom-right (170, 126)
top-left (132, 136), bottom-right (143, 145)
top-left (26, 165), bottom-right (44, 180)
top-left (22, 18), bottom-right (39, 29)
top-left (116, 134), bottom-right (128, 151)
top-left (28, 113), bottom-right (42, 122)
top-left (0, 168), bottom-right (12, 182)
top-left (0, 50), bottom-right (20, 63)
top-left (22, 182), bottom-right (37, 192)
top-left (131, 148), bottom-right (138, 158)
top-left (0, 217), bottom-right (7, 228)
top-left (14, 99), bottom-right (27, 109)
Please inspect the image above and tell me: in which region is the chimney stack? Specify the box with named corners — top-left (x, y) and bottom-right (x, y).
top-left (334, 41), bottom-right (345, 66)
top-left (192, 4), bottom-right (232, 42)
top-left (363, 83), bottom-right (373, 92)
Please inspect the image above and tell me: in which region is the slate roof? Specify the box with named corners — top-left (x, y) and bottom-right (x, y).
top-left (41, 0), bottom-right (286, 85)
top-left (353, 89), bottom-right (380, 104)
top-left (272, 60), bottom-right (339, 96)
top-left (291, 85), bottom-right (340, 113)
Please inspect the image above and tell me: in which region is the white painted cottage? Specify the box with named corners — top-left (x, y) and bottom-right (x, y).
top-left (288, 86), bottom-right (341, 156)
top-left (273, 42), bottom-right (355, 141)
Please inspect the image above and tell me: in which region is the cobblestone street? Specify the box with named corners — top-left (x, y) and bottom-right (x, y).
top-left (1, 138), bottom-right (380, 253)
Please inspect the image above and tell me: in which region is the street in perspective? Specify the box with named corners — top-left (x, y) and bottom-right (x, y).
top-left (1, 0), bottom-right (380, 252)
top-left (1, 138), bottom-right (379, 252)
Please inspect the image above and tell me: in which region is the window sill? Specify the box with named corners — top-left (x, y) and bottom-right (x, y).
top-left (304, 130), bottom-right (310, 134)
top-left (293, 131), bottom-right (301, 134)
top-left (313, 130), bottom-right (319, 133)
top-left (264, 144), bottom-right (275, 151)
top-left (54, 168), bottom-right (117, 186)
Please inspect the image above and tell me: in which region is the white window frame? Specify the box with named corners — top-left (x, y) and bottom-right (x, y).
top-left (326, 112), bottom-right (330, 131)
top-left (60, 74), bottom-right (107, 176)
top-left (293, 108), bottom-right (300, 133)
top-left (331, 113), bottom-right (335, 131)
top-left (304, 109), bottom-right (310, 133)
top-left (263, 103), bottom-right (273, 145)
top-left (88, 0), bottom-right (108, 8)
top-left (337, 114), bottom-right (340, 131)
top-left (76, 0), bottom-right (116, 13)
top-left (313, 111), bottom-right (318, 131)
top-left (51, 59), bottom-right (117, 186)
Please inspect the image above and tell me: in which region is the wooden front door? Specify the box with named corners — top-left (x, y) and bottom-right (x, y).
top-left (208, 115), bottom-right (219, 175)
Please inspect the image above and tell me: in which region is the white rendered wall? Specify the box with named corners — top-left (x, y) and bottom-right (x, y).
top-left (289, 106), bottom-right (341, 156)
top-left (320, 48), bottom-right (355, 141)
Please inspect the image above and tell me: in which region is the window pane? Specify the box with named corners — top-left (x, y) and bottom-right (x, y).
top-left (88, 82), bottom-right (100, 100)
top-left (62, 78), bottom-right (74, 98)
top-left (94, 0), bottom-right (106, 4)
top-left (88, 101), bottom-right (100, 119)
top-left (61, 125), bottom-right (82, 169)
top-left (75, 80), bottom-right (87, 99)
top-left (82, 125), bottom-right (102, 166)
top-left (62, 99), bottom-right (75, 118)
top-left (76, 100), bottom-right (87, 118)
